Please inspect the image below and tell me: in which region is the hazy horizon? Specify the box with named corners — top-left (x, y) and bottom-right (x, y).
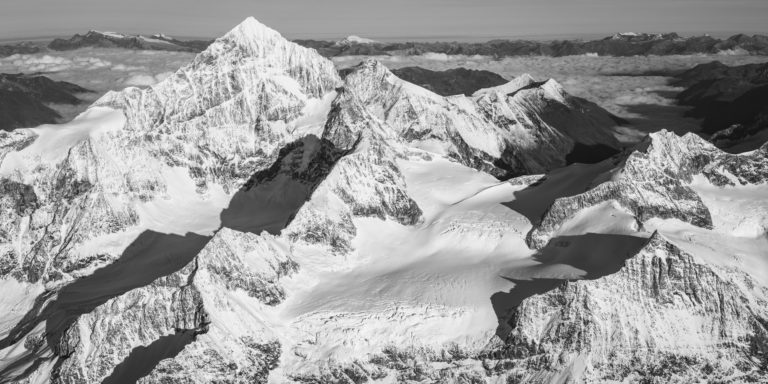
top-left (2, 30), bottom-right (767, 46)
top-left (2, 0), bottom-right (767, 41)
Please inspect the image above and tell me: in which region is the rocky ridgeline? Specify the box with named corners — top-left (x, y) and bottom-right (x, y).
top-left (491, 232), bottom-right (768, 383)
top-left (341, 59), bottom-right (622, 179)
top-left (0, 42), bottom-right (41, 58)
top-left (26, 29), bottom-right (768, 58)
top-left (527, 130), bottom-right (768, 248)
top-left (47, 30), bottom-right (211, 52)
top-left (286, 232), bottom-right (768, 383)
top-left (296, 32), bottom-right (768, 58)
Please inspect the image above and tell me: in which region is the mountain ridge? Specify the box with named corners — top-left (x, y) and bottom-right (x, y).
top-left (0, 17), bottom-right (766, 384)
top-left (10, 28), bottom-right (766, 57)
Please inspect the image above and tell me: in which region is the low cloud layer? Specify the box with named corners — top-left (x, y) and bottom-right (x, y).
top-left (0, 48), bottom-right (195, 121)
top-left (4, 54), bottom-right (112, 72)
top-left (122, 71), bottom-right (174, 87)
top-left (3, 48), bottom-right (767, 134)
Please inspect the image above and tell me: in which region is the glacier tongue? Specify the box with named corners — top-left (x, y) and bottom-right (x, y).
top-left (1, 16), bottom-right (767, 384)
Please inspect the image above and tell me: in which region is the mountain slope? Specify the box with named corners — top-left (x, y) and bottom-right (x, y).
top-left (49, 31), bottom-right (212, 52)
top-left (0, 17), bottom-right (766, 384)
top-left (0, 73), bottom-right (91, 131)
top-left (342, 60), bottom-right (623, 179)
top-left (673, 61), bottom-right (768, 151)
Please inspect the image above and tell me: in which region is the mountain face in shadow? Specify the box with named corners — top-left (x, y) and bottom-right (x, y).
top-left (0, 73), bottom-right (91, 131)
top-left (0, 133), bottom-right (349, 383)
top-left (2, 17), bottom-right (768, 384)
top-left (491, 233), bottom-right (650, 338)
top-left (673, 61), bottom-right (768, 152)
top-left (389, 67), bottom-right (509, 96)
top-left (0, 42), bottom-right (41, 58)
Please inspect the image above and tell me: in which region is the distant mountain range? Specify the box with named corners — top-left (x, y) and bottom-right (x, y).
top-left (47, 30), bottom-right (211, 52)
top-left (0, 73), bottom-right (91, 130)
top-left (1, 18), bottom-right (767, 384)
top-left (298, 32), bottom-right (768, 57)
top-left (672, 60), bottom-right (768, 152)
top-left (0, 42), bottom-right (41, 57)
top-left (2, 30), bottom-right (768, 57)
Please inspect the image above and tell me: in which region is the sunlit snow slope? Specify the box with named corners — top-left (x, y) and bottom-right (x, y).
top-left (0, 17), bottom-right (766, 384)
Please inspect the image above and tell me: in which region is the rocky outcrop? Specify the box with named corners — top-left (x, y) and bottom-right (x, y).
top-left (268, 230), bottom-right (768, 383)
top-left (0, 73), bottom-right (91, 131)
top-left (528, 130), bottom-right (768, 248)
top-left (492, 232), bottom-right (768, 383)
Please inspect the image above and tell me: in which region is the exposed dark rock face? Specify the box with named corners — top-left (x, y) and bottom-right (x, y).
top-left (0, 73), bottom-right (91, 131)
top-left (673, 61), bottom-right (768, 151)
top-left (390, 66), bottom-right (508, 96)
top-left (48, 30), bottom-right (212, 52)
top-left (527, 130), bottom-right (768, 248)
top-left (565, 143), bottom-right (621, 164)
top-left (0, 42), bottom-right (41, 57)
top-left (672, 60), bottom-right (768, 88)
top-left (489, 232), bottom-right (768, 384)
top-left (295, 32), bottom-right (768, 58)
top-left (340, 60), bottom-right (624, 179)
top-left (3, 17), bottom-right (768, 384)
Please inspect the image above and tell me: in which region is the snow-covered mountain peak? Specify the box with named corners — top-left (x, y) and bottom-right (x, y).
top-left (472, 73), bottom-right (536, 97)
top-left (6, 18), bottom-right (766, 384)
top-left (645, 129), bottom-right (716, 152)
top-left (151, 33), bottom-right (174, 40)
top-left (540, 78), bottom-right (567, 102)
top-left (220, 16), bottom-right (283, 48)
top-left (334, 35), bottom-right (379, 46)
top-left (622, 129), bottom-right (719, 179)
top-left (348, 58), bottom-right (391, 77)
top-left (344, 58), bottom-right (442, 102)
top-left (85, 30), bottom-right (127, 39)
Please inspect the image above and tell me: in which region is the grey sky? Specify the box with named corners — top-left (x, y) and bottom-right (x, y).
top-left (2, 0), bottom-right (767, 40)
